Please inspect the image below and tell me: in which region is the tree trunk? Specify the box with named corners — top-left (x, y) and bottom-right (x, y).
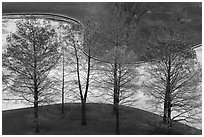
top-left (81, 101), bottom-right (87, 125)
top-left (34, 93), bottom-right (39, 133)
top-left (33, 43), bottom-right (39, 133)
top-left (113, 92), bottom-right (117, 112)
top-left (61, 90), bottom-right (64, 114)
top-left (166, 79), bottom-right (171, 126)
top-left (163, 96), bottom-right (168, 123)
top-left (115, 99), bottom-right (120, 135)
top-left (113, 60), bottom-right (118, 112)
top-left (33, 36), bottom-right (39, 133)
top-left (61, 50), bottom-right (65, 114)
top-left (164, 89), bottom-right (171, 126)
top-left (167, 101), bottom-right (172, 128)
top-left (164, 58), bottom-right (171, 125)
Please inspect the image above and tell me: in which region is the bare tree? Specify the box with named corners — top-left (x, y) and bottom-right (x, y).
top-left (58, 19), bottom-right (100, 125)
top-left (93, 47), bottom-right (141, 134)
top-left (2, 17), bottom-right (60, 133)
top-left (91, 2), bottom-right (149, 134)
top-left (93, 47), bottom-right (140, 106)
top-left (53, 23), bottom-right (74, 114)
top-left (143, 25), bottom-right (202, 128)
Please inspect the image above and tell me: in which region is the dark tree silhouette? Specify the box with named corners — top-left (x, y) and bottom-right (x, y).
top-left (144, 25), bottom-right (202, 127)
top-left (58, 19), bottom-right (100, 125)
top-left (91, 2), bottom-right (149, 134)
top-left (2, 17), bottom-right (60, 133)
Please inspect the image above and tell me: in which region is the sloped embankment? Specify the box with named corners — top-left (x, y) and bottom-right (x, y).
top-left (2, 103), bottom-right (202, 135)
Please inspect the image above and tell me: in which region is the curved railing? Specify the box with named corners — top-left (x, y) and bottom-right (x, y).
top-left (3, 13), bottom-right (201, 65)
top-left (3, 12), bottom-right (83, 27)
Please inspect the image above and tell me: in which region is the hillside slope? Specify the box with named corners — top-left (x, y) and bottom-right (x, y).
top-left (2, 103), bottom-right (201, 135)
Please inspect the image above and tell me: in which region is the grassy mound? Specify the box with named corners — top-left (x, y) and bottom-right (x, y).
top-left (2, 103), bottom-right (201, 135)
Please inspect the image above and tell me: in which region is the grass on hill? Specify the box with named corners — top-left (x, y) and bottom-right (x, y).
top-left (2, 103), bottom-right (202, 135)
